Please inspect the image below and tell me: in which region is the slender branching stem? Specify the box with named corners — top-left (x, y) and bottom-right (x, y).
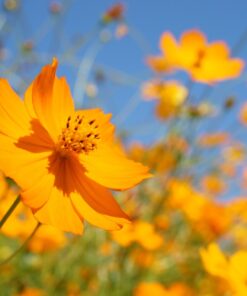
top-left (0, 195), bottom-right (21, 229)
top-left (0, 222), bottom-right (41, 266)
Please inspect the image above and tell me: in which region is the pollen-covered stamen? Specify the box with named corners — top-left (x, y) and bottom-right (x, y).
top-left (58, 114), bottom-right (100, 154)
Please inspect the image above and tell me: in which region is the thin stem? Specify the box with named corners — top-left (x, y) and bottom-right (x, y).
top-left (113, 91), bottom-right (140, 125)
top-left (0, 222), bottom-right (41, 266)
top-left (73, 40), bottom-right (102, 108)
top-left (0, 195), bottom-right (20, 229)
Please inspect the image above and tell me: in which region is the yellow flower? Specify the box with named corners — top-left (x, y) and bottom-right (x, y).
top-left (134, 282), bottom-right (167, 296)
top-left (228, 251), bottom-right (247, 295)
top-left (111, 223), bottom-right (134, 247)
top-left (200, 243), bottom-right (228, 278)
top-left (198, 132), bottom-right (229, 147)
top-left (134, 221), bottom-right (163, 250)
top-left (151, 29), bottom-right (244, 83)
top-left (0, 59), bottom-right (150, 234)
top-left (131, 249), bottom-right (154, 268)
top-left (229, 198), bottom-right (247, 221)
top-left (201, 243), bottom-right (247, 295)
top-left (111, 220), bottom-right (163, 250)
top-left (15, 288), bottom-right (44, 296)
top-left (168, 180), bottom-right (231, 238)
top-left (223, 144), bottom-right (246, 163)
top-left (166, 283), bottom-right (195, 296)
top-left (201, 175), bottom-right (226, 196)
top-left (142, 80), bottom-right (187, 119)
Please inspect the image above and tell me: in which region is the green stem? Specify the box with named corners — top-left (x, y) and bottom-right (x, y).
top-left (0, 195), bottom-right (21, 229)
top-left (0, 222), bottom-right (41, 266)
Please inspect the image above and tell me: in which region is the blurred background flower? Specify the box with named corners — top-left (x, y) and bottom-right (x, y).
top-left (0, 1), bottom-right (247, 295)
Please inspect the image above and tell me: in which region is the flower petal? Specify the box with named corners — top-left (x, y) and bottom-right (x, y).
top-left (0, 79), bottom-right (31, 139)
top-left (80, 143), bottom-right (151, 190)
top-left (71, 190), bottom-right (127, 231)
top-left (160, 32), bottom-right (179, 62)
top-left (0, 134), bottom-right (52, 193)
top-left (24, 82), bottom-right (37, 119)
top-left (180, 30), bottom-right (206, 50)
top-left (31, 58), bottom-right (75, 141)
top-left (21, 172), bottom-right (55, 209)
top-left (68, 157), bottom-right (130, 230)
top-left (47, 154), bottom-right (130, 231)
top-left (18, 151), bottom-right (83, 234)
top-left (207, 42), bottom-right (229, 59)
top-left (191, 59), bottom-right (244, 83)
top-left (76, 108), bottom-right (115, 141)
top-left (146, 56), bottom-right (173, 73)
top-left (34, 186), bottom-right (84, 235)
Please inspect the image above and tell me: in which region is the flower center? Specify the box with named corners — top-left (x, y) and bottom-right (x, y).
top-left (193, 49), bottom-right (206, 68)
top-left (57, 114), bottom-right (100, 155)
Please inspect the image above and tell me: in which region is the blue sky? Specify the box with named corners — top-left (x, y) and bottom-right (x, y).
top-left (1, 0), bottom-right (247, 145)
top-left (11, 0), bottom-right (247, 75)
top-left (1, 0), bottom-right (247, 197)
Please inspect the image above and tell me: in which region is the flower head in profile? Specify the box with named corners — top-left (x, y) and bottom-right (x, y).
top-left (201, 174), bottom-right (226, 196)
top-left (102, 3), bottom-right (124, 24)
top-left (148, 29), bottom-right (244, 83)
top-left (0, 58), bottom-right (150, 234)
top-left (142, 80), bottom-right (187, 119)
top-left (198, 132), bottom-right (229, 147)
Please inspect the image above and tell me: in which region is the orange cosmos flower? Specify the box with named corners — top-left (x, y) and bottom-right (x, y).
top-left (223, 143), bottom-right (246, 163)
top-left (0, 59), bottom-right (150, 234)
top-left (15, 288), bottom-right (44, 296)
top-left (102, 3), bottom-right (124, 24)
top-left (198, 132), bottom-right (230, 147)
top-left (149, 29), bottom-right (244, 83)
top-left (201, 174), bottom-right (227, 196)
top-left (131, 249), bottom-right (155, 268)
top-left (167, 180), bottom-right (231, 238)
top-left (201, 243), bottom-right (247, 295)
top-left (142, 80), bottom-right (187, 119)
top-left (115, 23), bottom-right (128, 39)
top-left (200, 243), bottom-right (228, 279)
top-left (112, 220), bottom-right (163, 250)
top-left (142, 80), bottom-right (187, 102)
top-left (146, 55), bottom-right (174, 73)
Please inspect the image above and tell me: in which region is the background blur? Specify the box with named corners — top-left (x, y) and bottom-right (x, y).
top-left (1, 1), bottom-right (247, 295)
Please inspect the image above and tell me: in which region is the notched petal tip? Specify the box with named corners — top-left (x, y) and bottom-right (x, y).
top-left (160, 31), bottom-right (176, 48)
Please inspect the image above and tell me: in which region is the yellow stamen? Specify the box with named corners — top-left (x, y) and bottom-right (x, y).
top-left (57, 114), bottom-right (100, 155)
